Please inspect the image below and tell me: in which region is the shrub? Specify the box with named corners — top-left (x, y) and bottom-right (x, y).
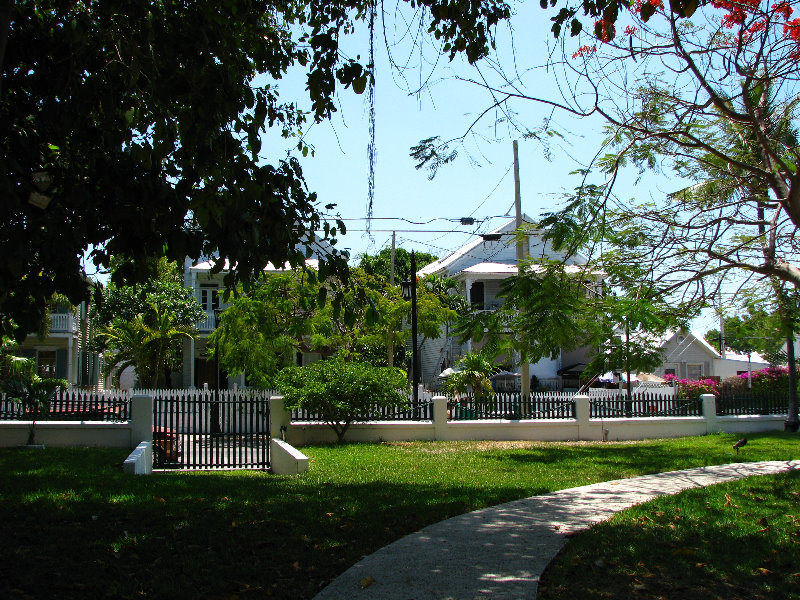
top-left (722, 365), bottom-right (798, 395)
top-left (663, 373), bottom-right (719, 398)
top-left (275, 356), bottom-right (409, 442)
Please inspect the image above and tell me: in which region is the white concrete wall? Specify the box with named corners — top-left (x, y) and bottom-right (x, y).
top-left (0, 395), bottom-right (153, 450)
top-left (0, 421), bottom-right (134, 447)
top-left (277, 394), bottom-right (787, 445)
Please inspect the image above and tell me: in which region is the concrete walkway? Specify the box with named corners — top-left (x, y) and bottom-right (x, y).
top-left (313, 460), bottom-right (800, 600)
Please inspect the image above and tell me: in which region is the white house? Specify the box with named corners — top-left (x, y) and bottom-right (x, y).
top-left (653, 330), bottom-right (770, 381)
top-left (418, 216), bottom-right (600, 390)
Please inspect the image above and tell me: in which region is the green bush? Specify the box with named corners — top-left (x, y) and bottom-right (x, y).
top-left (275, 356), bottom-right (408, 442)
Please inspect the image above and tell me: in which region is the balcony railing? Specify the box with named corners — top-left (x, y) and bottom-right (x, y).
top-left (197, 312), bottom-right (216, 332)
top-left (49, 313), bottom-right (77, 334)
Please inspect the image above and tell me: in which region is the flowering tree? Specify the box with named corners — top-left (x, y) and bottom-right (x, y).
top-left (724, 364), bottom-right (800, 393)
top-left (664, 373), bottom-right (720, 398)
top-left (409, 0), bottom-right (800, 428)
top-left (523, 0), bottom-right (800, 293)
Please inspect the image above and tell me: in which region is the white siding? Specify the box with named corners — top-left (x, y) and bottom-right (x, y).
top-left (657, 336), bottom-right (715, 379)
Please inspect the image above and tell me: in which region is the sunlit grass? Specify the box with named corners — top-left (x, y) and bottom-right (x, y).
top-left (0, 433), bottom-right (797, 599)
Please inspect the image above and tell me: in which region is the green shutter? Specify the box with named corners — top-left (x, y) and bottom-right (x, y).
top-left (55, 349), bottom-right (68, 379)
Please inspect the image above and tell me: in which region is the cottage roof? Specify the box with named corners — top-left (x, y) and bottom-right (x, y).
top-left (418, 217), bottom-right (530, 277)
top-left (451, 262), bottom-right (594, 280)
top-left (418, 215), bottom-right (591, 278)
top-left (190, 258), bottom-right (320, 273)
top-left (659, 330), bottom-right (721, 360)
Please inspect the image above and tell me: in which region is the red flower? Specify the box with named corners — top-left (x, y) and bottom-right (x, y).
top-left (572, 44), bottom-right (597, 59)
top-left (785, 17), bottom-right (800, 41)
top-left (773, 1), bottom-right (794, 20)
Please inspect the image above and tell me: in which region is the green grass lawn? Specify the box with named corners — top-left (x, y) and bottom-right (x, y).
top-left (538, 471), bottom-right (800, 600)
top-left (0, 432), bottom-right (798, 600)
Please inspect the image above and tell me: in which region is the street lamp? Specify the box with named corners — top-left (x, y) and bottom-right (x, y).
top-left (401, 251), bottom-right (420, 419)
top-left (211, 307), bottom-right (223, 435)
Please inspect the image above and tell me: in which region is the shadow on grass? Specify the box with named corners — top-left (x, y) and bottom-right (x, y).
top-left (1, 433), bottom-right (797, 600)
top-left (0, 448), bottom-right (538, 600)
top-left (538, 471), bottom-right (800, 600)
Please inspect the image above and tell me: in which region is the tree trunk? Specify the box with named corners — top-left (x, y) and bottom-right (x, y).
top-left (786, 329), bottom-right (799, 432)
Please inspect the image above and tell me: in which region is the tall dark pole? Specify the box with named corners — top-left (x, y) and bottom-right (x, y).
top-left (411, 251), bottom-right (419, 419)
top-left (212, 308), bottom-right (222, 435)
top-left (625, 317), bottom-right (632, 405)
top-left (786, 324), bottom-right (799, 432)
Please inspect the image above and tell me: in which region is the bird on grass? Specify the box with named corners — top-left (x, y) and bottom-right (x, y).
top-left (733, 438), bottom-right (748, 454)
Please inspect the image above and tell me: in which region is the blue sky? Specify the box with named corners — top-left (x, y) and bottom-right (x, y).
top-left (260, 4), bottom-right (722, 332)
top-left (274, 4), bottom-right (626, 261)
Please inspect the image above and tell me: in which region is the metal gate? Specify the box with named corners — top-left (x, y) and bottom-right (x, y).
top-left (152, 389), bottom-right (270, 470)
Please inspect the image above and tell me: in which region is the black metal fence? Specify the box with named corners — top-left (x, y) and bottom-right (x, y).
top-left (291, 397), bottom-right (434, 422)
top-left (152, 389), bottom-right (270, 470)
top-left (0, 390), bottom-right (130, 421)
top-left (717, 390), bottom-right (788, 416)
top-left (590, 391), bottom-right (701, 418)
top-left (449, 392), bottom-right (576, 421)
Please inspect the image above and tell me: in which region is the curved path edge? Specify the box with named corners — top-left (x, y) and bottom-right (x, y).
top-left (313, 460), bottom-right (800, 600)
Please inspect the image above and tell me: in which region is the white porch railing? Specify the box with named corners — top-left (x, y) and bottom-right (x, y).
top-left (49, 313), bottom-right (77, 333)
top-left (197, 312), bottom-right (216, 332)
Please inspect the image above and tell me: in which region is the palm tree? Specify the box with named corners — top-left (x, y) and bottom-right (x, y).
top-left (100, 303), bottom-right (194, 388)
top-left (443, 351), bottom-right (496, 408)
top-left (0, 336), bottom-right (35, 381)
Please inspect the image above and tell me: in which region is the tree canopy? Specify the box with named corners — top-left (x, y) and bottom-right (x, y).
top-left (211, 263), bottom-right (460, 387)
top-left (1, 0), bottom-right (511, 341)
top-left (358, 248), bottom-right (438, 281)
top-left (90, 258), bottom-right (202, 387)
top-left (706, 288), bottom-right (800, 364)
top-left (91, 258), bottom-right (204, 331)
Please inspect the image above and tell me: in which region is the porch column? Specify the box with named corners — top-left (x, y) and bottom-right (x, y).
top-left (465, 278), bottom-right (473, 354)
top-left (66, 336), bottom-right (74, 385)
top-left (184, 337), bottom-right (196, 389)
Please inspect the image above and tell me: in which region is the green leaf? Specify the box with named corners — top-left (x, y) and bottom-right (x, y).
top-left (353, 75), bottom-right (367, 95)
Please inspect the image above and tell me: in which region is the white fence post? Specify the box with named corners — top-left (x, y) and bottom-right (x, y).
top-left (575, 394), bottom-right (592, 440)
top-left (701, 393), bottom-right (718, 433)
top-left (432, 396), bottom-right (448, 440)
top-left (130, 394), bottom-right (153, 447)
top-left (269, 395), bottom-right (291, 440)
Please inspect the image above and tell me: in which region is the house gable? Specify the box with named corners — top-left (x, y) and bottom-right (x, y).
top-left (419, 216), bottom-right (586, 279)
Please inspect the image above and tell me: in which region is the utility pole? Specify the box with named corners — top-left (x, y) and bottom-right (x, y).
top-left (514, 140), bottom-right (531, 404)
top-left (389, 232), bottom-right (396, 368)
